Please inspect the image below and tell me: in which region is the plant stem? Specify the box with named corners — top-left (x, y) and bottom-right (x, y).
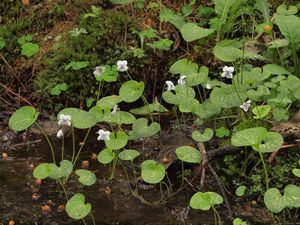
top-left (109, 152), bottom-right (118, 180)
top-left (57, 179), bottom-right (68, 201)
top-left (96, 81), bottom-right (102, 102)
top-left (212, 206), bottom-right (221, 225)
top-left (259, 152), bottom-right (269, 189)
top-left (61, 135), bottom-right (65, 161)
top-left (35, 122), bottom-right (56, 164)
top-left (90, 211), bottom-right (96, 225)
top-left (73, 128), bottom-right (91, 166)
top-left (71, 127), bottom-right (76, 162)
top-left (141, 94), bottom-right (153, 122)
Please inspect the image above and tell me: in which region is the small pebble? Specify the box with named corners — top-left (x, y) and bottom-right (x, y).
top-left (81, 160), bottom-right (89, 168)
top-left (91, 153), bottom-right (97, 161)
top-left (35, 179), bottom-right (42, 186)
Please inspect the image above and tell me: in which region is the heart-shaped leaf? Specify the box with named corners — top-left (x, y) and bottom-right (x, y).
top-left (252, 105), bottom-right (272, 119)
top-left (105, 131), bottom-right (128, 150)
top-left (48, 160), bottom-right (73, 180)
top-left (33, 163), bottom-right (52, 179)
top-left (50, 83), bottom-right (68, 96)
top-left (192, 128), bottom-right (214, 142)
top-left (186, 66), bottom-right (209, 86)
top-left (179, 97), bottom-right (200, 113)
top-left (75, 169), bottom-right (96, 186)
top-left (97, 95), bottom-right (122, 109)
top-left (292, 168), bottom-right (300, 177)
top-left (190, 192), bottom-right (223, 210)
top-left (175, 146), bottom-right (201, 163)
top-left (235, 185), bottom-right (246, 197)
top-left (180, 23), bottom-right (214, 42)
top-left (103, 111), bottom-right (136, 125)
top-left (66, 193), bottom-right (91, 220)
top-left (98, 148), bottom-right (115, 164)
top-left (118, 150), bottom-right (140, 161)
top-left (162, 85), bottom-right (195, 105)
top-left (128, 118), bottom-right (160, 140)
top-left (9, 106), bottom-right (39, 132)
top-left (169, 58), bottom-right (198, 76)
top-left (119, 80), bottom-right (144, 103)
top-left (231, 127), bottom-right (268, 147)
top-left (194, 100), bottom-right (221, 119)
top-left (21, 42), bottom-right (39, 57)
top-left (210, 84), bottom-right (247, 108)
top-left (141, 160), bottom-right (166, 184)
top-left (252, 132), bottom-right (283, 153)
top-left (283, 184), bottom-right (300, 208)
top-left (58, 108), bottom-right (97, 129)
top-left (264, 188), bottom-right (285, 213)
top-left (88, 106), bottom-right (105, 122)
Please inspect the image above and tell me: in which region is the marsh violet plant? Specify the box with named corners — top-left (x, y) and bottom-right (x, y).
top-left (117, 60), bottom-right (128, 72)
top-left (221, 66), bottom-right (234, 79)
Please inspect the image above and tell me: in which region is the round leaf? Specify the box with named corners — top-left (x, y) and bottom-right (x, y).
top-left (98, 148), bottom-right (115, 164)
top-left (97, 95), bottom-right (121, 109)
top-left (33, 163), bottom-right (52, 179)
top-left (252, 132), bottom-right (283, 153)
top-left (283, 184), bottom-right (300, 208)
top-left (192, 128), bottom-right (214, 142)
top-left (211, 85), bottom-right (247, 108)
top-left (235, 185), bottom-right (246, 197)
top-left (66, 193), bottom-right (91, 220)
top-left (128, 118), bottom-right (160, 140)
top-left (231, 127), bottom-right (268, 147)
top-left (103, 111), bottom-right (136, 125)
top-left (119, 80), bottom-right (144, 103)
top-left (9, 106), bottom-right (39, 132)
top-left (58, 108), bottom-right (97, 129)
top-left (105, 131), bottom-right (128, 150)
top-left (264, 188), bottom-right (285, 213)
top-left (75, 169), bottom-right (96, 186)
top-left (48, 160), bottom-right (73, 180)
top-left (175, 146), bottom-right (201, 163)
top-left (252, 105), bottom-right (271, 119)
top-left (190, 192), bottom-right (223, 210)
top-left (180, 23), bottom-right (214, 42)
top-left (118, 150), bottom-right (140, 161)
top-left (141, 160), bottom-right (166, 184)
top-left (292, 168), bottom-right (300, 177)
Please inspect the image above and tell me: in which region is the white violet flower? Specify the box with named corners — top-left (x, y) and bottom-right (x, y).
top-left (205, 83), bottom-right (212, 89)
top-left (57, 129), bottom-right (64, 138)
top-left (240, 100), bottom-right (251, 112)
top-left (177, 75), bottom-right (186, 85)
top-left (93, 66), bottom-right (105, 78)
top-left (166, 81), bottom-right (175, 91)
top-left (221, 66), bottom-right (234, 79)
top-left (117, 60), bottom-right (128, 72)
top-left (111, 105), bottom-right (119, 114)
top-left (97, 129), bottom-right (111, 141)
top-left (58, 114), bottom-right (72, 126)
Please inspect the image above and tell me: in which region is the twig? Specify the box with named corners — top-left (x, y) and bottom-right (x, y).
top-left (207, 163), bottom-right (233, 220)
top-left (0, 83), bottom-right (34, 106)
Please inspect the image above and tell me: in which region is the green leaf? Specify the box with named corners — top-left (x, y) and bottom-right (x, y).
top-left (88, 106), bottom-right (105, 122)
top-left (213, 0), bottom-right (235, 26)
top-left (264, 188), bottom-right (285, 213)
top-left (111, 0), bottom-right (135, 4)
top-left (252, 105), bottom-right (271, 119)
top-left (213, 46), bottom-right (242, 62)
top-left (147, 38), bottom-right (173, 51)
top-left (190, 192), bottom-right (223, 210)
top-left (48, 160), bottom-right (73, 180)
top-left (118, 150), bottom-right (140, 161)
top-left (233, 218), bottom-right (248, 225)
top-left (65, 61), bottom-right (89, 70)
top-left (0, 37), bottom-right (6, 50)
top-left (215, 127), bottom-right (230, 138)
top-left (180, 23), bottom-right (214, 42)
top-left (175, 146), bottom-right (201, 163)
top-left (33, 163), bottom-right (52, 179)
top-left (130, 101), bottom-right (168, 115)
top-left (194, 99), bottom-right (221, 119)
top-left (292, 168), bottom-right (300, 177)
top-left (119, 80), bottom-right (144, 103)
top-left (192, 128), bottom-right (214, 142)
top-left (103, 111), bottom-right (136, 125)
top-left (97, 95), bottom-right (122, 109)
top-left (277, 4), bottom-right (298, 15)
top-left (263, 64), bottom-right (291, 75)
top-left (231, 127), bottom-right (268, 147)
top-left (283, 184), bottom-right (300, 208)
top-left (75, 169), bottom-right (96, 186)
top-left (210, 84), bottom-right (247, 108)
top-left (105, 131), bottom-right (128, 150)
top-left (129, 118), bottom-right (160, 140)
top-left (252, 132), bottom-right (283, 153)
top-left (274, 14), bottom-right (300, 51)
top-left (169, 58), bottom-right (198, 76)
top-left (50, 83), bottom-right (68, 96)
top-left (17, 35), bottom-right (33, 45)
top-left (9, 106), bottom-right (39, 132)
top-left (255, 0), bottom-right (271, 22)
top-left (21, 43), bottom-right (39, 57)
top-left (160, 8), bottom-right (186, 30)
top-left (179, 97), bottom-right (200, 113)
top-left (66, 193), bottom-right (91, 220)
top-left (98, 148), bottom-right (115, 164)
top-left (58, 108), bottom-right (97, 129)
top-left (98, 65), bottom-right (119, 82)
top-left (235, 185), bottom-right (246, 197)
top-left (186, 66), bottom-right (209, 86)
top-left (141, 160), bottom-right (166, 184)
top-left (162, 85), bottom-right (196, 105)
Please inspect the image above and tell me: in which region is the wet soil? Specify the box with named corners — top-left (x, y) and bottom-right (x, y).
top-left (0, 125), bottom-right (276, 225)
